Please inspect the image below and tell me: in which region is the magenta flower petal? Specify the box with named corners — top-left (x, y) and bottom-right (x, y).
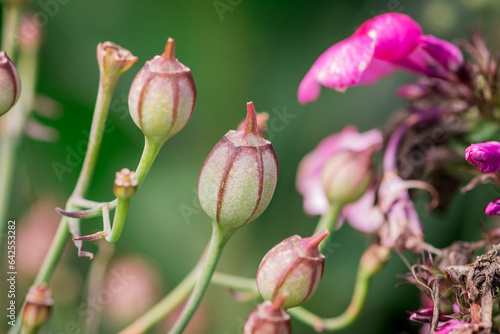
top-left (296, 127), bottom-right (383, 216)
top-left (485, 198), bottom-right (500, 216)
top-left (298, 70), bottom-right (322, 105)
top-left (342, 185), bottom-right (384, 233)
top-left (465, 141), bottom-right (500, 173)
top-left (420, 34), bottom-right (463, 72)
top-left (358, 58), bottom-right (398, 85)
top-left (310, 34), bottom-right (376, 92)
top-left (354, 13), bottom-right (422, 61)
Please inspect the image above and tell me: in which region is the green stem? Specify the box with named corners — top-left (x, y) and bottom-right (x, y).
top-left (0, 31), bottom-right (39, 265)
top-left (119, 265), bottom-right (199, 334)
top-left (211, 272), bottom-right (257, 291)
top-left (72, 74), bottom-right (118, 196)
top-left (314, 203), bottom-right (342, 253)
top-left (168, 224), bottom-right (234, 334)
top-left (287, 307), bottom-right (325, 332)
top-left (106, 197), bottom-right (129, 243)
top-left (321, 262), bottom-right (374, 330)
top-left (135, 138), bottom-right (161, 185)
top-left (1, 4), bottom-right (21, 56)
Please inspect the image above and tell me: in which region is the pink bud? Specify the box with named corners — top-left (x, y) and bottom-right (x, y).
top-left (113, 168), bottom-right (138, 199)
top-left (465, 141), bottom-right (500, 173)
top-left (198, 102), bottom-right (278, 230)
top-left (128, 38), bottom-right (196, 146)
top-left (22, 285), bottom-right (53, 332)
top-left (257, 230), bottom-right (328, 309)
top-left (320, 149), bottom-right (374, 206)
top-left (0, 51), bottom-right (21, 116)
top-left (243, 295), bottom-right (291, 334)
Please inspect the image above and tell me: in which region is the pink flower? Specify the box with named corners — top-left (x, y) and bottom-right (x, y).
top-left (298, 13), bottom-right (463, 104)
top-left (435, 322), bottom-right (477, 334)
top-left (296, 126), bottom-right (384, 233)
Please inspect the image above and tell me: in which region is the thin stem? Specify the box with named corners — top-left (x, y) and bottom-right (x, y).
top-left (314, 203), bottom-right (342, 253)
top-left (1, 4), bottom-right (21, 56)
top-left (106, 197), bottom-right (129, 243)
top-left (211, 272), bottom-right (257, 291)
top-left (119, 263), bottom-right (202, 334)
top-left (72, 74), bottom-right (118, 196)
top-left (168, 224), bottom-right (234, 334)
top-left (287, 307), bottom-right (325, 332)
top-left (0, 28), bottom-right (39, 259)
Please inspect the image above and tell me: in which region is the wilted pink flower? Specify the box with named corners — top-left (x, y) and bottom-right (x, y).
top-left (296, 126), bottom-right (384, 233)
top-left (435, 322), bottom-right (477, 334)
top-left (298, 13), bottom-right (463, 104)
top-left (465, 141), bottom-right (500, 173)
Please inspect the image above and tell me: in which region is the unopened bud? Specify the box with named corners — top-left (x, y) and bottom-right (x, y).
top-left (465, 141), bottom-right (500, 173)
top-left (257, 230), bottom-right (328, 309)
top-left (114, 168), bottom-right (138, 199)
top-left (243, 294), bottom-right (291, 334)
top-left (360, 244), bottom-right (390, 276)
top-left (22, 285), bottom-right (53, 332)
top-left (97, 42), bottom-right (138, 77)
top-left (485, 197), bottom-right (500, 216)
top-left (128, 38), bottom-right (196, 146)
top-left (320, 149), bottom-right (373, 206)
top-left (0, 51), bottom-right (21, 116)
top-left (198, 102), bottom-right (278, 230)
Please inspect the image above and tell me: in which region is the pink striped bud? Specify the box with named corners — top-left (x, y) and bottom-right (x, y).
top-left (0, 51), bottom-right (21, 116)
top-left (257, 230), bottom-right (328, 309)
top-left (243, 294), bottom-right (291, 334)
top-left (198, 102), bottom-right (278, 230)
top-left (128, 38), bottom-right (196, 146)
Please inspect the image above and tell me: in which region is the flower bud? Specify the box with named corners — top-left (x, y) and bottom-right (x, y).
top-left (485, 197), bottom-right (500, 216)
top-left (243, 294), bottom-right (291, 334)
top-left (114, 168), bottom-right (138, 199)
top-left (465, 141), bottom-right (500, 173)
top-left (97, 42), bottom-right (138, 77)
top-left (0, 51), bottom-right (21, 116)
top-left (22, 285), bottom-right (53, 332)
top-left (128, 38), bottom-right (196, 146)
top-left (237, 111), bottom-right (269, 138)
top-left (257, 230), bottom-right (328, 309)
top-left (198, 102), bottom-right (278, 230)
top-left (320, 149), bottom-right (374, 207)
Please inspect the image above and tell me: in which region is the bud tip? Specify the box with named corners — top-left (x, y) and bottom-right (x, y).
top-left (306, 229), bottom-right (329, 250)
top-left (244, 101), bottom-right (259, 137)
top-left (162, 38), bottom-right (176, 63)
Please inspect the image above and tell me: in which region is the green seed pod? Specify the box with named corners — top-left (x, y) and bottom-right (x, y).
top-left (0, 52), bottom-right (21, 117)
top-left (257, 230), bottom-right (328, 309)
top-left (198, 102), bottom-right (278, 230)
top-left (128, 38), bottom-right (196, 146)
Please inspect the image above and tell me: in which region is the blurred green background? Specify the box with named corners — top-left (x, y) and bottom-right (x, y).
top-left (4, 0), bottom-right (500, 333)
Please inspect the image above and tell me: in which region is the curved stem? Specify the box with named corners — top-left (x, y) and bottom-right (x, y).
top-left (314, 203), bottom-right (342, 253)
top-left (106, 197), bottom-right (129, 243)
top-left (168, 223), bottom-right (234, 334)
